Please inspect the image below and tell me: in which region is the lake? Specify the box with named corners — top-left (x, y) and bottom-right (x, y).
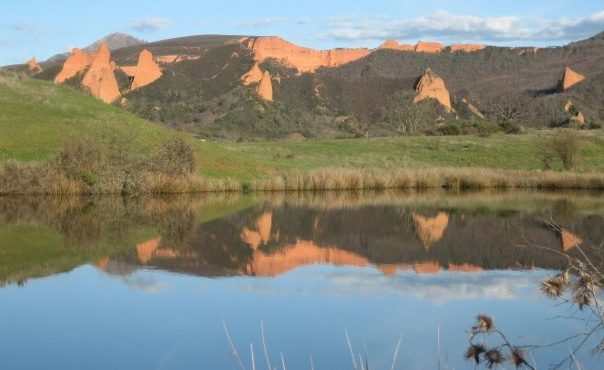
top-left (0, 190), bottom-right (603, 370)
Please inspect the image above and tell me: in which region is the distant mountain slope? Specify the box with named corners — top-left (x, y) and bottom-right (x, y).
top-left (45, 32), bottom-right (147, 63)
top-left (17, 31), bottom-right (604, 139)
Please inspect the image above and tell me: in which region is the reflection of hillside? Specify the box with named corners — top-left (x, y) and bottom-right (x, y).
top-left (120, 202), bottom-right (603, 278)
top-left (1, 192), bottom-right (603, 286)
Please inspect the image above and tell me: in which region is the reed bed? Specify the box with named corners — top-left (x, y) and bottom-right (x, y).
top-left (1, 164), bottom-right (603, 195)
top-left (249, 167), bottom-right (604, 192)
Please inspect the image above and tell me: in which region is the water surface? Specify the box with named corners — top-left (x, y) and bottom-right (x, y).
top-left (1, 191), bottom-right (603, 370)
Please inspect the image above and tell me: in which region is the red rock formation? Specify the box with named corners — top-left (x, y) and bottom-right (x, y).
top-left (569, 111), bottom-right (586, 126)
top-left (378, 39), bottom-right (415, 51)
top-left (560, 229), bottom-right (583, 252)
top-left (81, 43), bottom-right (121, 103)
top-left (242, 63), bottom-right (264, 85)
top-left (123, 49), bottom-right (163, 90)
top-left (246, 239), bottom-right (369, 276)
top-left (54, 48), bottom-right (95, 83)
top-left (450, 44), bottom-right (486, 53)
top-left (25, 57), bottom-right (43, 73)
top-left (414, 68), bottom-right (452, 112)
top-left (244, 36), bottom-right (370, 73)
top-left (257, 71), bottom-right (273, 101)
top-left (412, 212), bottom-right (449, 249)
top-left (564, 100), bottom-right (574, 112)
top-left (561, 67), bottom-right (585, 91)
top-left (462, 98), bottom-right (485, 119)
top-left (415, 41), bottom-right (444, 53)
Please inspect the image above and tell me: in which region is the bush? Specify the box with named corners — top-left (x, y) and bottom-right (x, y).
top-left (552, 130), bottom-right (581, 170)
top-left (436, 124), bottom-right (462, 136)
top-left (55, 139), bottom-right (103, 184)
top-left (148, 138), bottom-right (196, 176)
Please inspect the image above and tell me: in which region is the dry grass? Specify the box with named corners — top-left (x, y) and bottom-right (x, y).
top-left (1, 165), bottom-right (602, 195)
top-left (249, 168), bottom-right (604, 192)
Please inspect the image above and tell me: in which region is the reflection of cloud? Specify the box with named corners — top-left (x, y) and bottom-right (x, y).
top-left (324, 10), bottom-right (604, 44)
top-left (318, 268), bottom-right (550, 303)
top-left (131, 18), bottom-right (171, 33)
top-left (122, 273), bottom-right (169, 294)
top-left (220, 266), bottom-right (551, 304)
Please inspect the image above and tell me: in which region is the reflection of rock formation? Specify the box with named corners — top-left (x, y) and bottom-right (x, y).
top-left (412, 212), bottom-right (449, 250)
top-left (560, 229), bottom-right (583, 252)
top-left (241, 212), bottom-right (273, 250)
top-left (247, 240), bottom-right (369, 276)
top-left (136, 237), bottom-right (162, 264)
top-left (414, 261), bottom-right (441, 274)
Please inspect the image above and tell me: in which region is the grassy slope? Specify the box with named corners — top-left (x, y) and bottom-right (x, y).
top-left (1, 71), bottom-right (603, 184)
top-left (221, 131), bottom-right (604, 175)
top-left (0, 71), bottom-right (265, 179)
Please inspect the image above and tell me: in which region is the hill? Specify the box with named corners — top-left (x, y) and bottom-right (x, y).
top-left (20, 32), bottom-right (603, 140)
top-left (45, 32), bottom-right (147, 63)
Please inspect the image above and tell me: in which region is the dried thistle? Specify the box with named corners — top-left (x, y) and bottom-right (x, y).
top-left (510, 347), bottom-right (527, 368)
top-left (465, 344), bottom-right (486, 364)
top-left (541, 271), bottom-right (571, 299)
top-left (485, 348), bottom-right (503, 368)
top-left (574, 288), bottom-right (592, 310)
top-left (473, 314), bottom-right (495, 333)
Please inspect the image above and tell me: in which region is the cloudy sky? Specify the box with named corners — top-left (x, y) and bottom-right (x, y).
top-left (2, 0), bottom-right (604, 65)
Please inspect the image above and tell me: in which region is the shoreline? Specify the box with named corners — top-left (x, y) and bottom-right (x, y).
top-left (1, 167), bottom-right (603, 195)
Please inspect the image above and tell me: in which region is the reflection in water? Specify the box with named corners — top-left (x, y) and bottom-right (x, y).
top-left (0, 191), bottom-right (603, 286)
top-left (0, 190), bottom-right (603, 370)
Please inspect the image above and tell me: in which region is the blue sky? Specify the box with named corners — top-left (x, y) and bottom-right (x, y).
top-left (2, 0), bottom-right (604, 65)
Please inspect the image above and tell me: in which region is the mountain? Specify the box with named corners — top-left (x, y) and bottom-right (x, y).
top-left (21, 32), bottom-right (604, 139)
top-left (45, 32), bottom-right (146, 63)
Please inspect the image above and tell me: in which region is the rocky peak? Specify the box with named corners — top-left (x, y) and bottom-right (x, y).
top-left (413, 68), bottom-right (452, 111)
top-left (415, 41), bottom-right (444, 53)
top-left (25, 57), bottom-right (42, 73)
top-left (128, 49), bottom-right (163, 90)
top-left (378, 39), bottom-right (415, 51)
top-left (256, 71), bottom-right (273, 101)
top-left (81, 43), bottom-right (121, 103)
top-left (560, 67), bottom-right (585, 91)
top-left (54, 48), bottom-right (95, 83)
top-left (242, 63), bottom-right (264, 85)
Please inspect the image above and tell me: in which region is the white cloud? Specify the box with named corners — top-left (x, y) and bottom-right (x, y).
top-left (236, 17), bottom-right (309, 28)
top-left (131, 17), bottom-right (171, 33)
top-left (10, 22), bottom-right (50, 36)
top-left (324, 10), bottom-right (604, 44)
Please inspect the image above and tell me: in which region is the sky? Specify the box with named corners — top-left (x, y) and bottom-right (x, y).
top-left (2, 0), bottom-right (604, 65)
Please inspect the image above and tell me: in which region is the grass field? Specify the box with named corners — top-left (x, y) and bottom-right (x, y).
top-left (1, 71), bottom-right (603, 192)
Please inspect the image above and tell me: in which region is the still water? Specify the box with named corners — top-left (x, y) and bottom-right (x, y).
top-left (0, 191), bottom-right (603, 370)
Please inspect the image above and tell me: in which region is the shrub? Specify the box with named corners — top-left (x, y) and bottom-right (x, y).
top-left (55, 138), bottom-right (103, 184)
top-left (436, 124), bottom-right (462, 136)
top-left (552, 130), bottom-right (581, 170)
top-left (148, 138), bottom-right (196, 176)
